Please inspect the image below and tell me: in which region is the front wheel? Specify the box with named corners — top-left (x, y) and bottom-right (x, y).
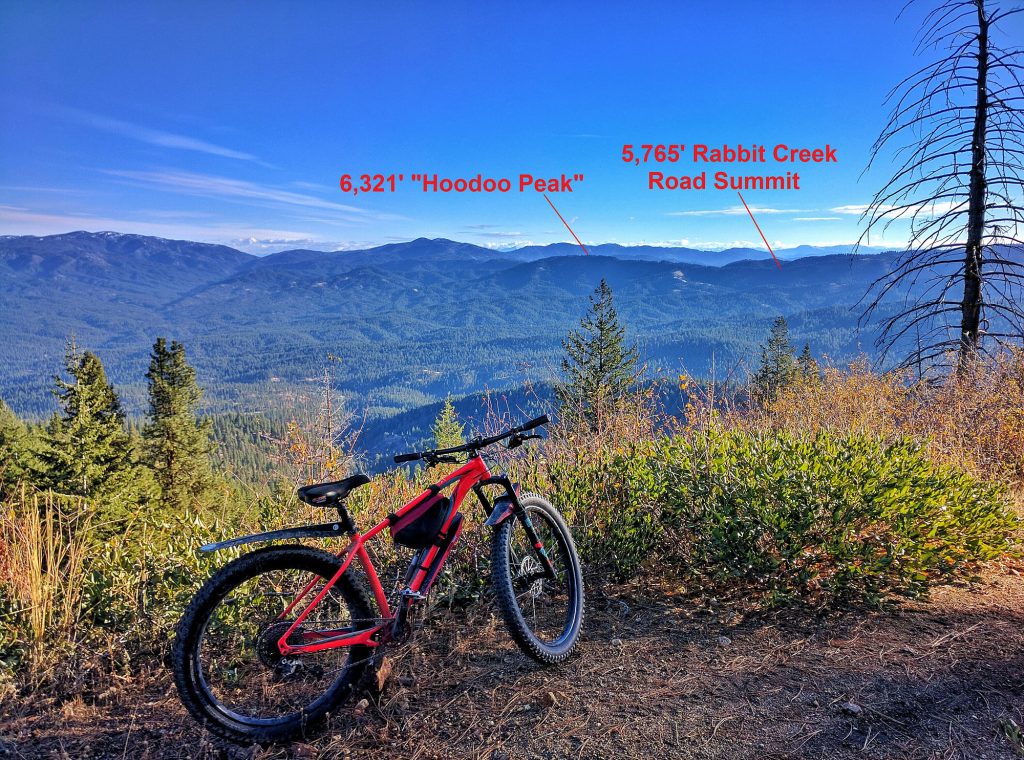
top-left (491, 493), bottom-right (584, 664)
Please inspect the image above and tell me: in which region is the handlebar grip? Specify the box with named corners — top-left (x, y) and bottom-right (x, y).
top-left (520, 414), bottom-right (550, 432)
top-left (393, 452), bottom-right (421, 463)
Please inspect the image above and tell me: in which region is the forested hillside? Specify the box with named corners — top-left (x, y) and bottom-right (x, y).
top-left (0, 232), bottom-right (902, 424)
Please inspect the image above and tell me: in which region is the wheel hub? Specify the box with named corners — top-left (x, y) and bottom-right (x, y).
top-left (255, 621), bottom-right (320, 681)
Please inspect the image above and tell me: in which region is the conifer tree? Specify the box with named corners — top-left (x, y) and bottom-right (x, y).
top-left (557, 279), bottom-right (640, 427)
top-left (431, 396), bottom-right (465, 450)
top-left (797, 343), bottom-right (819, 383)
top-left (143, 338), bottom-right (213, 512)
top-left (39, 343), bottom-right (136, 504)
top-left (0, 398), bottom-right (28, 492)
top-left (858, 0), bottom-right (1024, 369)
top-left (752, 317), bottom-right (798, 403)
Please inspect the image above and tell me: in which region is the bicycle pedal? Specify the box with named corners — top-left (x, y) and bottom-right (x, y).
top-left (399, 588), bottom-right (427, 600)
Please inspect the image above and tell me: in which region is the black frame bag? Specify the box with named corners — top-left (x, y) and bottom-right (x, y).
top-left (389, 491), bottom-right (453, 549)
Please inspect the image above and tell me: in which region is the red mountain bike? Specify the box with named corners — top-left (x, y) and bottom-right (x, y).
top-left (172, 415), bottom-right (584, 744)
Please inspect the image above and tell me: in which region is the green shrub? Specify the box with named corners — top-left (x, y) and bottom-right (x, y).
top-left (82, 511), bottom-right (229, 656)
top-left (548, 428), bottom-right (1019, 606)
top-left (547, 444), bottom-right (668, 577)
top-left (2, 426), bottom-right (1018, 695)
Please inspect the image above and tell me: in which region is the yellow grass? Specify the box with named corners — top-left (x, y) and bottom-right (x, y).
top-left (0, 486), bottom-right (91, 681)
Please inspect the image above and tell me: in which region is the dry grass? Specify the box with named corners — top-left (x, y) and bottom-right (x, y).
top-left (738, 350), bottom-right (1024, 487)
top-left (0, 487), bottom-right (91, 684)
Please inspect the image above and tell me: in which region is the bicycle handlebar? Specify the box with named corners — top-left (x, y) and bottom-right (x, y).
top-left (519, 414), bottom-right (549, 433)
top-left (393, 414), bottom-right (550, 464)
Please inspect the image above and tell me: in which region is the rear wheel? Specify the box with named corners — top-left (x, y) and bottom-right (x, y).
top-left (172, 545), bottom-right (374, 745)
top-left (491, 493), bottom-right (584, 664)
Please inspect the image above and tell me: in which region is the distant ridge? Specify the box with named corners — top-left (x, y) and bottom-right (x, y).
top-left (0, 230), bottom-right (890, 267)
top-left (0, 230), bottom-right (905, 420)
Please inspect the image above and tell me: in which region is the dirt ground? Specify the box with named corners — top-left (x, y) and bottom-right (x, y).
top-left (2, 569), bottom-right (1022, 760)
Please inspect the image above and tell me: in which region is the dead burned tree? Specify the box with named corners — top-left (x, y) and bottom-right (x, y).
top-left (859, 0), bottom-right (1024, 371)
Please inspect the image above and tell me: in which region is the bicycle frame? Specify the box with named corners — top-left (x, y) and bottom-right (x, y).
top-left (274, 455), bottom-right (495, 657)
top-left (174, 413), bottom-right (572, 744)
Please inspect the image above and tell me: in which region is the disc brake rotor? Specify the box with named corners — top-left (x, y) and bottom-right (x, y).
top-left (517, 554), bottom-right (545, 598)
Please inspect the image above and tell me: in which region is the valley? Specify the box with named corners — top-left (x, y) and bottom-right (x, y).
top-left (1, 230), bottom-right (945, 471)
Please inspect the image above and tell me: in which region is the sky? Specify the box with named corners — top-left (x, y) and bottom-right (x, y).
top-left (2, 2), bottom-right (1021, 254)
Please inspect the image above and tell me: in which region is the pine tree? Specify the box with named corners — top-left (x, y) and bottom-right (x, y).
top-left (0, 398), bottom-right (28, 492)
top-left (143, 338), bottom-right (213, 512)
top-left (557, 279), bottom-right (640, 427)
top-left (752, 317), bottom-right (798, 404)
top-left (797, 343), bottom-right (819, 383)
top-left (38, 343), bottom-right (136, 504)
top-left (431, 396), bottom-right (465, 450)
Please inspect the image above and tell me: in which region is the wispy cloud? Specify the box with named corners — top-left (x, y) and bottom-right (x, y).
top-left (793, 216), bottom-right (842, 222)
top-left (676, 238), bottom-right (869, 251)
top-left (830, 204), bottom-right (871, 215)
top-left (0, 185), bottom-right (89, 195)
top-left (600, 238), bottom-right (694, 248)
top-left (667, 206), bottom-right (810, 217)
top-left (687, 239), bottom-right (764, 250)
top-left (463, 227), bottom-right (527, 240)
top-left (103, 169), bottom-right (405, 221)
top-left (61, 106), bottom-right (265, 163)
top-left (289, 180), bottom-right (332, 191)
top-left (830, 200), bottom-right (965, 217)
top-left (480, 240), bottom-right (537, 251)
top-left (228, 236), bottom-right (386, 253)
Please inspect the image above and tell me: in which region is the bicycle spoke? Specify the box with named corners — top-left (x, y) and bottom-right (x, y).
top-left (197, 567), bottom-right (358, 721)
top-left (506, 506), bottom-right (573, 644)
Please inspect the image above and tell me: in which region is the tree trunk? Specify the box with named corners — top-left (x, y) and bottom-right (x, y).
top-left (960, 0), bottom-right (989, 364)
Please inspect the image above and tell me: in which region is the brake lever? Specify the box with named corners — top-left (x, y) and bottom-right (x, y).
top-left (423, 453), bottom-right (459, 467)
top-left (506, 432), bottom-right (543, 449)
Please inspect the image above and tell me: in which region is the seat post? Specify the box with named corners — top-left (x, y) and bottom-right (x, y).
top-left (336, 503), bottom-right (357, 534)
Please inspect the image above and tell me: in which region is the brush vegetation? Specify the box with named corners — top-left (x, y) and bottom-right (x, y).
top-left (0, 298), bottom-right (1020, 701)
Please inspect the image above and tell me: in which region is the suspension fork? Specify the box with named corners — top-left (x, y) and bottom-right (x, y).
top-left (475, 476), bottom-right (558, 580)
top-left (514, 505), bottom-right (558, 580)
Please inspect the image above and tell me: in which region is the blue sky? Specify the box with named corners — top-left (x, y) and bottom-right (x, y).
top-left (2, 2), bottom-right (1020, 254)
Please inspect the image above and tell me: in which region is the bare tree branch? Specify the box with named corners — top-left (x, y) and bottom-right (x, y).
top-left (857, 0), bottom-right (1024, 372)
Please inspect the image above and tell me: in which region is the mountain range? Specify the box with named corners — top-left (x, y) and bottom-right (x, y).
top-left (0, 231), bottom-right (904, 426)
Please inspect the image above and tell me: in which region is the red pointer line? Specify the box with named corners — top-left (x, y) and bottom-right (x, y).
top-left (737, 191), bottom-right (782, 269)
top-left (543, 193), bottom-right (589, 255)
